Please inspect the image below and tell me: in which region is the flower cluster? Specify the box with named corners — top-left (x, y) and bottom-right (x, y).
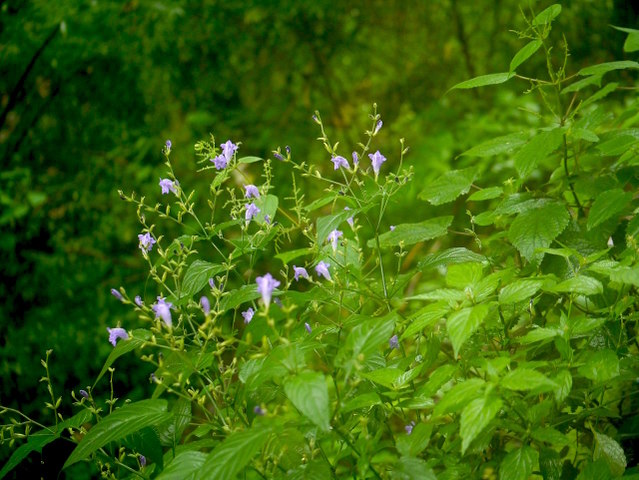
top-left (211, 140), bottom-right (238, 170)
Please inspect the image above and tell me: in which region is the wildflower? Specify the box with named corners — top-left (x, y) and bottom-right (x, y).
top-left (292, 265), bottom-right (309, 281)
top-left (344, 207), bottom-right (354, 228)
top-left (305, 322), bottom-right (312, 334)
top-left (256, 273), bottom-right (280, 308)
top-left (242, 307), bottom-right (255, 324)
top-left (244, 184), bottom-right (260, 199)
top-left (152, 297), bottom-right (174, 327)
top-left (245, 202), bottom-right (261, 223)
top-left (209, 278), bottom-right (215, 289)
top-left (111, 288), bottom-right (123, 301)
top-left (138, 232), bottom-right (156, 253)
top-left (331, 155), bottom-right (350, 170)
top-left (315, 261), bottom-right (331, 281)
top-left (139, 455), bottom-right (146, 467)
top-left (107, 327), bottom-right (129, 347)
top-left (165, 139), bottom-right (172, 151)
top-left (221, 140), bottom-right (238, 161)
top-left (79, 389), bottom-right (89, 399)
top-left (149, 373), bottom-right (158, 383)
top-left (211, 154), bottom-right (228, 170)
top-left (352, 151), bottom-right (359, 167)
top-left (389, 335), bottom-right (399, 350)
top-left (134, 296), bottom-right (143, 307)
top-left (159, 178), bottom-right (177, 195)
top-left (253, 405), bottom-right (265, 416)
top-left (312, 114), bottom-right (320, 124)
top-left (368, 150), bottom-right (387, 177)
top-left (405, 421), bottom-right (416, 435)
top-left (274, 151), bottom-right (285, 161)
top-left (285, 145), bottom-right (291, 155)
top-left (390, 225), bottom-right (396, 232)
top-left (200, 296), bottom-right (210, 315)
top-left (374, 120), bottom-right (383, 135)
top-left (327, 229), bottom-right (343, 253)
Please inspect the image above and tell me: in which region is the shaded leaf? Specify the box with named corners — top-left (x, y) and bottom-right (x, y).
top-left (156, 451), bottom-right (207, 480)
top-left (500, 369), bottom-right (558, 392)
top-left (508, 202), bottom-right (570, 262)
top-left (587, 188), bottom-right (632, 230)
top-left (514, 128), bottom-right (564, 178)
top-left (500, 446), bottom-right (538, 480)
top-left (420, 168), bottom-right (477, 205)
top-left (446, 303), bottom-right (491, 356)
top-left (94, 329), bottom-right (151, 387)
top-left (182, 260), bottom-right (226, 299)
top-left (578, 350), bottom-right (619, 382)
top-left (370, 216), bottom-right (452, 248)
top-left (284, 372), bottom-right (331, 431)
top-left (460, 396), bottom-right (502, 453)
top-left (532, 4), bottom-right (562, 25)
top-left (418, 247), bottom-right (488, 271)
top-left (594, 431), bottom-right (627, 477)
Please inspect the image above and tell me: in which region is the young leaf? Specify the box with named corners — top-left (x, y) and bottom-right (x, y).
top-left (63, 399), bottom-right (172, 468)
top-left (417, 247), bottom-right (488, 271)
top-left (593, 432), bottom-right (627, 477)
top-left (237, 155), bottom-right (263, 164)
top-left (513, 128), bottom-right (563, 178)
top-left (508, 202), bottom-right (570, 262)
top-left (499, 446), bottom-right (538, 480)
top-left (284, 372), bottom-right (331, 431)
top-left (532, 4), bottom-right (562, 26)
top-left (468, 186), bottom-right (503, 201)
top-left (446, 303), bottom-right (491, 357)
top-left (587, 188), bottom-right (632, 230)
top-left (370, 216), bottom-right (453, 248)
top-left (510, 40), bottom-right (542, 71)
top-left (419, 168), bottom-right (477, 205)
top-left (579, 61), bottom-right (639, 76)
top-left (460, 396), bottom-right (502, 453)
top-left (448, 72), bottom-right (515, 91)
top-left (499, 279), bottom-right (544, 304)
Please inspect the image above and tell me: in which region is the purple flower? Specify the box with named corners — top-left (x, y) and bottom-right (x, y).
top-left (368, 150), bottom-right (387, 177)
top-left (315, 261), bottom-right (331, 281)
top-left (134, 295), bottom-right (143, 307)
top-left (312, 114), bottom-right (320, 124)
top-left (274, 152), bottom-right (285, 161)
top-left (389, 334), bottom-right (399, 350)
top-left (405, 421), bottom-right (416, 435)
top-left (327, 229), bottom-right (343, 253)
top-left (152, 297), bottom-right (174, 327)
top-left (79, 389), bottom-right (89, 399)
top-left (256, 273), bottom-right (280, 308)
top-left (292, 265), bottom-right (309, 281)
top-left (138, 232), bottom-right (156, 253)
top-left (242, 307), bottom-right (255, 324)
top-left (107, 327), bottom-right (129, 347)
top-left (159, 178), bottom-right (177, 195)
top-left (331, 155), bottom-right (350, 170)
top-left (305, 322), bottom-right (312, 334)
top-left (285, 145), bottom-right (291, 155)
top-left (209, 278), bottom-right (215, 289)
top-left (344, 207), bottom-right (354, 228)
top-left (200, 296), bottom-right (210, 315)
top-left (253, 405), bottom-right (265, 416)
top-left (111, 288), bottom-right (123, 301)
top-left (374, 120), bottom-right (383, 135)
top-left (390, 225), bottom-right (396, 231)
top-left (264, 214), bottom-right (271, 225)
top-left (165, 140), bottom-right (172, 150)
top-left (149, 373), bottom-right (158, 383)
top-left (244, 184), bottom-right (260, 198)
top-left (221, 140), bottom-right (238, 161)
top-left (211, 154), bottom-right (228, 170)
top-left (352, 151), bottom-right (359, 167)
top-left (245, 202), bottom-right (261, 223)
top-left (139, 455), bottom-right (146, 467)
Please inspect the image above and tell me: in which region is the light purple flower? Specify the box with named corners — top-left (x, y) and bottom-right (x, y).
top-left (344, 207), bottom-right (354, 228)
top-left (315, 261), bottom-right (331, 281)
top-left (327, 229), bottom-right (343, 253)
top-left (139, 455), bottom-right (146, 467)
top-left (352, 151), bottom-right (359, 167)
top-left (331, 155), bottom-right (350, 170)
top-left (159, 178), bottom-right (177, 195)
top-left (256, 273), bottom-right (280, 308)
top-left (242, 307), bottom-right (255, 324)
top-left (211, 154), bottom-right (228, 170)
top-left (305, 322), bottom-right (312, 334)
top-left (107, 327), bottom-right (129, 347)
top-left (209, 278), bottom-right (215, 289)
top-left (245, 202), bottom-right (261, 223)
top-left (389, 335), bottom-right (399, 350)
top-left (111, 288), bottom-right (123, 301)
top-left (138, 232), bottom-right (156, 253)
top-left (200, 296), bottom-right (210, 315)
top-left (253, 405), bottom-right (265, 416)
top-left (134, 295), bottom-right (143, 307)
top-left (245, 184), bottom-right (260, 199)
top-left (312, 114), bottom-right (320, 124)
top-left (79, 389), bottom-right (89, 399)
top-left (165, 140), bottom-right (172, 150)
top-left (221, 140), bottom-right (238, 161)
top-left (405, 421), bottom-right (415, 435)
top-left (368, 150), bottom-right (387, 177)
top-left (374, 120), bottom-right (383, 135)
top-left (274, 152), bottom-right (285, 161)
top-left (152, 297), bottom-right (174, 327)
top-left (390, 225), bottom-right (396, 232)
top-left (292, 265), bottom-right (309, 281)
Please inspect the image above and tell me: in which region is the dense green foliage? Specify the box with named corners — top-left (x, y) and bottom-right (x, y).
top-left (2, 1), bottom-right (639, 479)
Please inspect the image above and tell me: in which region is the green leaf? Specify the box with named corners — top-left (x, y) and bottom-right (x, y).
top-left (341, 392), bottom-right (381, 413)
top-left (460, 396), bottom-right (502, 453)
top-left (275, 247), bottom-right (312, 265)
top-left (532, 427), bottom-right (570, 447)
top-left (254, 194), bottom-right (278, 225)
top-left (579, 61), bottom-right (639, 76)
top-left (371, 216), bottom-right (452, 248)
top-left (361, 367), bottom-right (403, 389)
top-left (446, 262), bottom-right (484, 289)
top-left (392, 457), bottom-right (437, 480)
top-left (578, 349), bottom-right (619, 382)
top-left (237, 155), bottom-right (263, 164)
top-left (510, 40), bottom-right (542, 71)
top-left (539, 447), bottom-right (563, 480)
top-left (124, 427), bottom-right (163, 470)
top-left (553, 370), bottom-right (572, 403)
top-left (562, 74), bottom-right (603, 94)
top-left (593, 431), bottom-right (627, 477)
top-left (519, 327), bottom-right (560, 344)
top-left (418, 247), bottom-right (488, 271)
top-left (596, 135), bottom-right (638, 156)
top-left (532, 4), bottom-right (562, 25)
top-left (449, 72), bottom-right (515, 91)
top-left (468, 186), bottom-right (503, 201)
top-left (572, 128), bottom-right (600, 143)
top-left (610, 266), bottom-right (639, 287)
top-left (94, 329), bottom-right (151, 387)
top-left (156, 451), bottom-right (208, 480)
top-left (446, 303), bottom-right (491, 356)
top-left (612, 26), bottom-right (639, 52)
top-left (157, 398), bottom-right (191, 447)
top-left (508, 202), bottom-right (570, 262)
top-left (396, 423), bottom-right (433, 457)
top-left (63, 399), bottom-right (171, 468)
top-left (196, 425), bottom-right (272, 480)
top-left (338, 314), bottom-right (396, 363)
top-left (580, 83), bottom-right (618, 109)
top-left (419, 168), bottom-right (477, 205)
top-left (218, 284), bottom-right (262, 312)
top-left (284, 372), bottom-right (330, 431)
top-left (415, 364), bottom-right (457, 398)
top-left (499, 279), bottom-right (544, 304)
top-left (434, 378), bottom-right (485, 417)
top-left (499, 446), bottom-right (538, 480)
top-left (317, 208), bottom-right (362, 244)
top-left (500, 369), bottom-right (558, 392)
top-left (460, 132), bottom-right (528, 157)
top-left (401, 302), bottom-right (450, 339)
top-left (550, 275), bottom-right (603, 296)
top-left (513, 128), bottom-right (564, 178)
top-left (587, 188), bottom-right (632, 230)
top-left (182, 260), bottom-right (226, 299)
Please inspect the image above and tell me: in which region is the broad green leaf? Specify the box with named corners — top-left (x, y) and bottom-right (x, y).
top-left (392, 457), bottom-right (437, 480)
top-left (338, 314), bottom-right (396, 362)
top-left (288, 459), bottom-right (333, 480)
top-left (433, 378), bottom-right (485, 417)
top-left (532, 4), bottom-right (561, 25)
top-left (341, 392), bottom-right (381, 413)
top-left (572, 128), bottom-right (599, 143)
top-left (418, 247), bottom-right (488, 271)
top-left (254, 194), bottom-right (278, 224)
top-left (460, 132), bottom-right (527, 158)
top-left (562, 74), bottom-right (603, 94)
top-left (396, 423), bottom-right (433, 457)
top-left (284, 372), bottom-right (330, 431)
top-left (510, 40), bottom-right (542, 71)
top-left (416, 364), bottom-right (457, 398)
top-left (157, 451), bottom-right (207, 480)
top-left (519, 327), bottom-right (560, 344)
top-left (182, 260), bottom-right (226, 298)
top-left (596, 135), bottom-right (638, 156)
top-left (593, 431), bottom-right (627, 477)
top-left (500, 446), bottom-right (538, 480)
top-left (575, 460), bottom-right (614, 480)
top-left (539, 447), bottom-right (563, 480)
top-left (94, 329), bottom-right (151, 387)
top-left (587, 188), bottom-right (632, 230)
top-left (460, 396), bottom-right (502, 453)
top-left (401, 302), bottom-right (450, 339)
top-left (446, 303), bottom-right (491, 356)
top-left (499, 279), bottom-right (544, 304)
top-left (610, 266), bottom-right (639, 287)
top-left (219, 284), bottom-right (263, 312)
top-left (550, 275), bottom-right (603, 296)
top-left (157, 398), bottom-right (191, 447)
top-left (361, 367), bottom-right (403, 389)
top-left (238, 155), bottom-right (263, 164)
top-left (468, 186), bottom-right (503, 201)
top-left (446, 262), bottom-right (484, 289)
top-left (449, 72), bottom-right (515, 91)
top-left (420, 168), bottom-right (477, 205)
top-left (570, 316), bottom-right (606, 336)
top-left (64, 399), bottom-right (171, 468)
top-left (196, 425), bottom-right (271, 480)
top-left (578, 349), bottom-right (619, 382)
top-left (579, 61), bottom-right (639, 76)
top-left (407, 288), bottom-right (465, 302)
top-left (500, 369), bottom-right (558, 392)
top-left (508, 202), bottom-right (570, 261)
top-left (317, 208), bottom-right (361, 244)
top-left (371, 216), bottom-right (452, 248)
top-left (124, 426), bottom-right (163, 470)
top-left (275, 247), bottom-right (312, 265)
top-left (611, 26), bottom-right (639, 52)
top-left (513, 128), bottom-right (564, 178)
top-left (532, 427), bottom-right (570, 447)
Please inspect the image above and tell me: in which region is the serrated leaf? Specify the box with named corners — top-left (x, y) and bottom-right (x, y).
top-left (94, 329), bottom-right (151, 387)
top-left (182, 260), bottom-right (226, 298)
top-left (578, 349), bottom-right (619, 382)
top-left (500, 446), bottom-right (538, 480)
top-left (508, 202), bottom-right (570, 262)
top-left (539, 447), bottom-right (563, 480)
top-left (553, 370), bottom-right (572, 403)
top-left (64, 399), bottom-right (171, 468)
top-left (460, 132), bottom-right (528, 157)
top-left (284, 372), bottom-right (330, 431)
top-left (418, 247), bottom-right (488, 271)
top-left (218, 284), bottom-right (263, 312)
top-left (156, 451), bottom-right (207, 480)
top-left (361, 367), bottom-right (403, 389)
top-left (449, 72), bottom-right (515, 91)
top-left (514, 128), bottom-right (564, 178)
top-left (415, 364), bottom-right (457, 398)
top-left (596, 135), bottom-right (638, 156)
top-left (593, 432), bottom-right (627, 477)
top-left (468, 186), bottom-right (504, 201)
top-left (124, 426), bottom-right (163, 470)
top-left (420, 168), bottom-right (477, 205)
top-left (610, 266), bottom-right (639, 287)
top-left (532, 427), bottom-right (570, 447)
top-left (433, 378), bottom-right (485, 417)
top-left (579, 61), bottom-right (639, 76)
top-left (499, 279), bottom-right (544, 304)
top-left (532, 4), bottom-right (561, 25)
top-left (510, 40), bottom-right (542, 71)
top-left (401, 302), bottom-right (450, 339)
top-left (500, 369), bottom-right (558, 392)
top-left (446, 262), bottom-right (484, 289)
top-left (587, 188), bottom-right (632, 230)
top-left (371, 216), bottom-right (452, 248)
top-left (460, 396), bottom-right (502, 453)
top-left (446, 303), bottom-right (491, 356)
top-left (550, 275), bottom-right (603, 296)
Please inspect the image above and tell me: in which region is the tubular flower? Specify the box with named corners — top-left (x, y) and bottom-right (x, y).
top-left (245, 202), bottom-right (260, 223)
top-left (331, 155), bottom-right (350, 170)
top-left (138, 232), bottom-right (156, 252)
top-left (242, 307), bottom-right (255, 324)
top-left (244, 184), bottom-right (260, 198)
top-left (327, 229), bottom-right (343, 253)
top-left (152, 297), bottom-right (174, 327)
top-left (315, 261), bottom-right (331, 281)
top-left (107, 327), bottom-right (129, 347)
top-left (368, 150), bottom-right (387, 177)
top-left (292, 265), bottom-right (309, 281)
top-left (256, 273), bottom-right (280, 308)
top-left (159, 178), bottom-right (177, 195)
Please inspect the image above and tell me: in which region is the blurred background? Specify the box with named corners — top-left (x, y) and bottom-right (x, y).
top-left (1, 0), bottom-right (637, 471)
